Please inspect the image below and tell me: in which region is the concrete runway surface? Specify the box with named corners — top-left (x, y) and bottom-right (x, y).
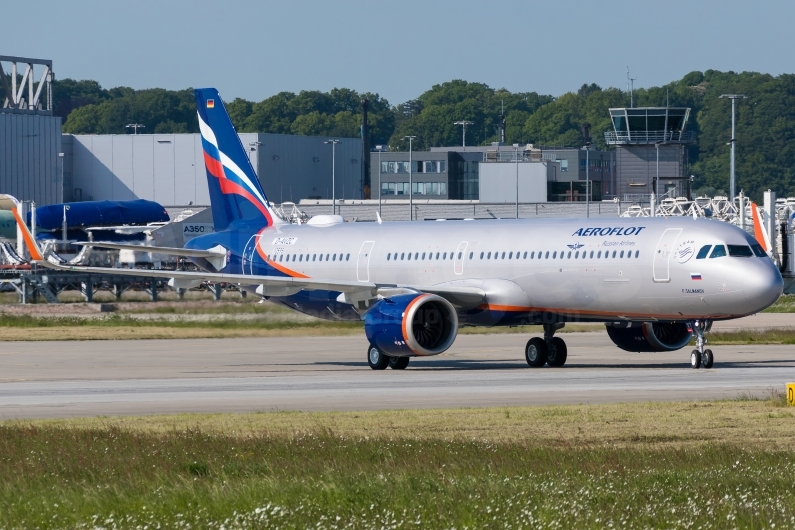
top-left (1, 312), bottom-right (794, 419)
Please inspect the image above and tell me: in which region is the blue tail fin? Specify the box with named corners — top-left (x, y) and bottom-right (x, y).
top-left (194, 88), bottom-right (281, 231)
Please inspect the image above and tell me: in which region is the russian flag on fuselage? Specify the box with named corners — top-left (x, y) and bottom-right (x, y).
top-left (194, 88), bottom-right (280, 231)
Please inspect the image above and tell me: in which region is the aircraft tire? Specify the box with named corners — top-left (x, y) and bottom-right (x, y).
top-left (702, 349), bottom-right (714, 369)
top-left (368, 345), bottom-right (389, 370)
top-left (690, 350), bottom-right (702, 369)
top-left (389, 356), bottom-right (410, 370)
top-left (525, 337), bottom-right (547, 367)
top-left (547, 337), bottom-right (568, 367)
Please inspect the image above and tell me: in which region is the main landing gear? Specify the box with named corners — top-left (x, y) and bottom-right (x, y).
top-left (525, 323), bottom-right (568, 368)
top-left (690, 320), bottom-right (714, 369)
top-left (367, 345), bottom-right (410, 370)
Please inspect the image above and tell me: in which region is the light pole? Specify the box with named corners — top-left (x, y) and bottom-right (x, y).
top-left (324, 139), bottom-right (340, 215)
top-left (514, 143), bottom-right (520, 219)
top-left (719, 94), bottom-right (747, 203)
top-left (405, 136), bottom-right (416, 220)
top-left (584, 142), bottom-right (591, 218)
top-left (376, 145), bottom-right (383, 217)
top-left (653, 141), bottom-right (661, 217)
top-left (125, 123), bottom-right (145, 135)
top-left (453, 120), bottom-right (473, 148)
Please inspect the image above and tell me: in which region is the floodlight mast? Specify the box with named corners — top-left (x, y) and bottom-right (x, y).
top-left (404, 136), bottom-right (417, 220)
top-left (627, 67), bottom-right (636, 108)
top-left (718, 94), bottom-right (747, 203)
top-left (453, 120), bottom-right (473, 148)
top-left (514, 143), bottom-right (520, 219)
top-left (125, 123), bottom-right (145, 135)
top-left (324, 139), bottom-right (340, 215)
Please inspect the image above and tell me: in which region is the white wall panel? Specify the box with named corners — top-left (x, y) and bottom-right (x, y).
top-left (66, 132), bottom-right (362, 208)
top-left (174, 135), bottom-right (198, 205)
top-left (88, 136), bottom-right (114, 200)
top-left (479, 163), bottom-right (548, 203)
top-left (111, 136), bottom-right (136, 201)
top-left (132, 136), bottom-right (155, 201)
top-left (153, 136), bottom-right (176, 205)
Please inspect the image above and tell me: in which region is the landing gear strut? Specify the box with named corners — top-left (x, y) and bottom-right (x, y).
top-left (525, 323), bottom-right (567, 368)
top-left (690, 320), bottom-right (714, 369)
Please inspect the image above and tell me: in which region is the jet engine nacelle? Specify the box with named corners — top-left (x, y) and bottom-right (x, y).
top-left (605, 322), bottom-right (693, 353)
top-left (364, 293), bottom-right (458, 357)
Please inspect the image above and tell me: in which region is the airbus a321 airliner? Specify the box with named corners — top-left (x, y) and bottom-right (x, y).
top-left (12, 88), bottom-right (784, 370)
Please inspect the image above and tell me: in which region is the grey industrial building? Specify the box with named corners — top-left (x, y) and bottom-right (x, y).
top-left (372, 144), bottom-right (614, 203)
top-left (0, 55), bottom-right (63, 206)
top-left (63, 133), bottom-right (362, 207)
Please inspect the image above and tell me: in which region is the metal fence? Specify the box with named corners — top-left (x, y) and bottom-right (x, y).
top-left (604, 131), bottom-right (694, 144)
top-left (291, 201), bottom-right (627, 222)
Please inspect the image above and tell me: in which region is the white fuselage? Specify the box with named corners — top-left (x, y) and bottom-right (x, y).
top-left (246, 216), bottom-right (782, 323)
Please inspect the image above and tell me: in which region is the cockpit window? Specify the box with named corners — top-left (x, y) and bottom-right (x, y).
top-left (750, 243), bottom-right (767, 258)
top-left (728, 245), bottom-right (753, 257)
top-left (709, 245), bottom-right (727, 258)
top-left (695, 245), bottom-right (712, 259)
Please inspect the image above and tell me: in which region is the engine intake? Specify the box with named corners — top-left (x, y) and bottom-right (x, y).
top-left (365, 293), bottom-right (458, 356)
top-left (605, 322), bottom-right (692, 352)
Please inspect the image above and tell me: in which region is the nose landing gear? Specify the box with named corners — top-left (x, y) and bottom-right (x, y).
top-left (525, 323), bottom-right (568, 367)
top-left (690, 320), bottom-right (714, 369)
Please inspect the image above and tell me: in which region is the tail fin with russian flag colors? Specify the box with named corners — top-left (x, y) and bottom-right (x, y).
top-left (750, 201), bottom-right (771, 252)
top-left (194, 88), bottom-right (282, 232)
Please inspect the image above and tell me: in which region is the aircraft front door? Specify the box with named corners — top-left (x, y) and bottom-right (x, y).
top-left (454, 241), bottom-right (468, 275)
top-left (243, 234), bottom-right (257, 275)
top-left (357, 241), bottom-right (375, 282)
top-left (653, 228), bottom-right (682, 282)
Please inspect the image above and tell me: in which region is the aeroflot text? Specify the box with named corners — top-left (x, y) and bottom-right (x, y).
top-left (571, 227), bottom-right (646, 237)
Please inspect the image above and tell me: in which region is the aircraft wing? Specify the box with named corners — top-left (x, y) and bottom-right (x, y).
top-left (73, 241), bottom-right (225, 259)
top-left (33, 258), bottom-right (485, 308)
top-left (35, 258), bottom-right (377, 292)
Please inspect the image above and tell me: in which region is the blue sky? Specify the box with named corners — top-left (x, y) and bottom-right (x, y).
top-left (4, 0), bottom-right (794, 105)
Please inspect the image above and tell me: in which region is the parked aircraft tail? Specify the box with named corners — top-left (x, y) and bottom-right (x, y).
top-left (0, 194), bottom-right (42, 261)
top-left (751, 201), bottom-right (771, 252)
top-left (194, 88), bottom-right (282, 232)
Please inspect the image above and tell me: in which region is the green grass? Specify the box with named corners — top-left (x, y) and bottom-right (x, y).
top-left (763, 293), bottom-right (795, 312)
top-left (704, 328), bottom-right (795, 344)
top-left (3, 401), bottom-right (795, 529)
top-left (0, 313), bottom-right (358, 331)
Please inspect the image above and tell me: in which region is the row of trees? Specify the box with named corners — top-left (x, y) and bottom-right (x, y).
top-left (9, 71), bottom-right (792, 200)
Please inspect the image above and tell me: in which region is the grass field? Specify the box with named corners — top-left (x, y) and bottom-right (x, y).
top-left (763, 293), bottom-right (795, 312)
top-left (2, 398), bottom-right (794, 529)
top-left (3, 311), bottom-right (795, 345)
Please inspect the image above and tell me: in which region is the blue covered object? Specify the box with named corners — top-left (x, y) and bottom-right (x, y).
top-left (31, 200), bottom-right (170, 230)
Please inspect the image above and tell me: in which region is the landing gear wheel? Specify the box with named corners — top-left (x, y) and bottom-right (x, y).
top-left (525, 337), bottom-right (548, 367)
top-left (546, 337), bottom-right (568, 367)
top-left (389, 356), bottom-right (410, 370)
top-left (690, 349), bottom-right (701, 369)
top-left (702, 349), bottom-right (714, 369)
top-left (367, 345), bottom-right (389, 370)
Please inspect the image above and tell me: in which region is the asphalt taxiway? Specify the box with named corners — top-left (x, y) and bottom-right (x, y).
top-left (1, 313), bottom-right (794, 418)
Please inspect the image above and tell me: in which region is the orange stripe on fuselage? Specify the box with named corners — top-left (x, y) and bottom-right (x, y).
top-left (253, 231), bottom-right (310, 279)
top-left (11, 209), bottom-right (42, 261)
top-left (476, 303), bottom-right (736, 320)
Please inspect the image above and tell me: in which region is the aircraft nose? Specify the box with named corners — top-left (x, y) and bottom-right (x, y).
top-left (745, 260), bottom-right (783, 311)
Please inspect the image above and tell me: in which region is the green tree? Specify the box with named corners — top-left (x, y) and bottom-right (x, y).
top-left (388, 80), bottom-right (552, 150)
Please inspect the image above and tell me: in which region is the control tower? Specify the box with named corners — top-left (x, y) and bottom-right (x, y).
top-left (604, 107), bottom-right (694, 202)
